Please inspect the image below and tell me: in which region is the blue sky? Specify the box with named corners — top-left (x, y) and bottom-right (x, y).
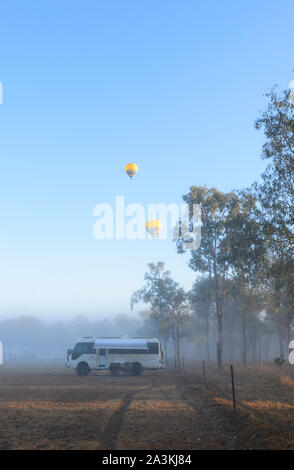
top-left (0, 0), bottom-right (293, 320)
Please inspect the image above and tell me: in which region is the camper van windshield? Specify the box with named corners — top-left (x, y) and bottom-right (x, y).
top-left (74, 342), bottom-right (95, 354)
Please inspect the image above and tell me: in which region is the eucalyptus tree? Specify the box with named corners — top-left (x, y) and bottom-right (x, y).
top-left (223, 189), bottom-right (267, 365)
top-left (255, 86), bottom-right (294, 259)
top-left (176, 186), bottom-right (242, 367)
top-left (131, 262), bottom-right (190, 369)
top-left (254, 85), bottom-right (294, 345)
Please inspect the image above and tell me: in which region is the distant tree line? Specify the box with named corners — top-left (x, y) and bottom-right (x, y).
top-left (0, 313), bottom-right (146, 358)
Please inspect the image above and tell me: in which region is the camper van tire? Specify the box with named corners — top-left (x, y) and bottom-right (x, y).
top-left (76, 362), bottom-right (90, 377)
top-left (132, 362), bottom-right (143, 376)
top-left (109, 364), bottom-right (120, 376)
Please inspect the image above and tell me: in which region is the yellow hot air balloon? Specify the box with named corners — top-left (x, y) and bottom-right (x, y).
top-left (125, 163), bottom-right (138, 180)
top-left (145, 220), bottom-right (162, 239)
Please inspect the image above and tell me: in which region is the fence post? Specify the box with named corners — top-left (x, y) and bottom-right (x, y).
top-left (230, 364), bottom-right (236, 412)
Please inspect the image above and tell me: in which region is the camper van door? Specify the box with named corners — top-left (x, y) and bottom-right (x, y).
top-left (97, 349), bottom-right (107, 369)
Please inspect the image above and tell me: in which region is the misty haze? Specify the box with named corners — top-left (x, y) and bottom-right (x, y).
top-left (1, 0), bottom-right (294, 456)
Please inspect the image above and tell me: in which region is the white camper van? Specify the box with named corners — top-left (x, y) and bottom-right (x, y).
top-left (65, 337), bottom-right (165, 376)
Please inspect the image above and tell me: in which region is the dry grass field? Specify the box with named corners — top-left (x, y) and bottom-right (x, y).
top-left (1, 363), bottom-right (294, 450)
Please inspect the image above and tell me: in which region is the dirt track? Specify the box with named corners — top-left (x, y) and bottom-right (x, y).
top-left (0, 365), bottom-right (229, 450)
top-left (1, 364), bottom-right (294, 449)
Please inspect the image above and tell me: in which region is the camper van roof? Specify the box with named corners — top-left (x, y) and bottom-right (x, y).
top-left (94, 338), bottom-right (149, 350)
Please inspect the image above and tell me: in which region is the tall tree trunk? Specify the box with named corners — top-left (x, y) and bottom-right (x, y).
top-left (173, 315), bottom-right (181, 370)
top-left (163, 338), bottom-right (168, 367)
top-left (216, 300), bottom-right (223, 368)
top-left (257, 330), bottom-right (262, 367)
top-left (206, 331), bottom-right (210, 363)
top-left (242, 311), bottom-right (247, 367)
top-left (213, 263), bottom-right (223, 368)
top-left (278, 329), bottom-right (284, 357)
top-left (205, 316), bottom-right (210, 362)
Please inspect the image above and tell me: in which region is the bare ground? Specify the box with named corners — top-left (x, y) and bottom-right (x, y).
top-left (1, 363), bottom-right (294, 450)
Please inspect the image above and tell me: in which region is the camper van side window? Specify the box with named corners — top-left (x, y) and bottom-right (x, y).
top-left (108, 349), bottom-right (147, 354)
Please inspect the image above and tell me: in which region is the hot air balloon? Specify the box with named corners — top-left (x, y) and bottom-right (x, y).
top-left (125, 163), bottom-right (138, 180)
top-left (145, 220), bottom-right (162, 239)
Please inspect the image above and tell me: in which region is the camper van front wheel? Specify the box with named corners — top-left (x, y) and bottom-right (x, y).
top-left (132, 362), bottom-right (143, 376)
top-left (76, 362), bottom-right (90, 377)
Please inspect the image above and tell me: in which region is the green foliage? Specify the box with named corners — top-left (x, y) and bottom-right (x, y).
top-left (255, 87), bottom-right (294, 258)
